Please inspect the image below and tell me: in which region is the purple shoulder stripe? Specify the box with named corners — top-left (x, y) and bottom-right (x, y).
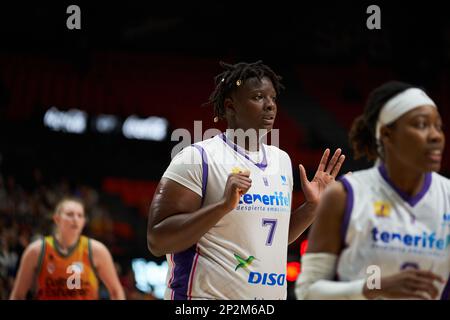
top-left (338, 176), bottom-right (354, 249)
top-left (169, 144), bottom-right (207, 299)
top-left (192, 144), bottom-right (208, 206)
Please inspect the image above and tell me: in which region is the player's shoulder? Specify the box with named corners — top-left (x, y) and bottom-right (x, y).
top-left (176, 134), bottom-right (222, 154)
top-left (28, 238), bottom-right (45, 252)
top-left (343, 166), bottom-right (378, 182)
top-left (87, 238), bottom-right (113, 267)
top-left (431, 171), bottom-right (450, 188)
top-left (22, 237), bottom-right (45, 262)
top-left (192, 134), bottom-right (224, 152)
top-left (323, 180), bottom-right (348, 206)
top-left (264, 144), bottom-right (291, 161)
top-left (89, 238), bottom-right (108, 252)
top-left (170, 141), bottom-right (210, 166)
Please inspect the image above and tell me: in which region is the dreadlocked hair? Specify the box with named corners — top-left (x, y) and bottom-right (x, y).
top-left (208, 61), bottom-right (284, 121)
top-left (349, 81), bottom-right (415, 161)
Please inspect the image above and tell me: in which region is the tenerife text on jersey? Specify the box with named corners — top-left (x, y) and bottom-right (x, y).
top-left (236, 191), bottom-right (291, 213)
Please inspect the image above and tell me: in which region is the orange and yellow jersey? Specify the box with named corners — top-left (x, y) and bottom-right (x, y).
top-left (35, 235), bottom-right (99, 300)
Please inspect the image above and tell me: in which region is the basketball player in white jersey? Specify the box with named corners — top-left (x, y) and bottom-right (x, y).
top-left (147, 61), bottom-right (345, 299)
top-left (296, 81), bottom-right (450, 300)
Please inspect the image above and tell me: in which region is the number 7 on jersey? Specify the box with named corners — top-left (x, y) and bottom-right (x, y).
top-left (262, 218), bottom-right (277, 246)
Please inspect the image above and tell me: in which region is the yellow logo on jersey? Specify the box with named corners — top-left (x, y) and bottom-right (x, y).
top-left (231, 167), bottom-right (250, 175)
top-left (373, 201), bottom-right (392, 217)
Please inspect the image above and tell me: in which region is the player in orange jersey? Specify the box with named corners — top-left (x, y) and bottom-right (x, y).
top-left (9, 197), bottom-right (125, 300)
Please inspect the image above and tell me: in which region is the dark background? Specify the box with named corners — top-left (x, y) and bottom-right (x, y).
top-left (0, 1), bottom-right (449, 299)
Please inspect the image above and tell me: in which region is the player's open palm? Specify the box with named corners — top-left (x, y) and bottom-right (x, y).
top-left (299, 148), bottom-right (345, 205)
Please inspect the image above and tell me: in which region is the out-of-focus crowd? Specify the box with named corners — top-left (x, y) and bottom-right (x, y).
top-left (0, 169), bottom-right (157, 300)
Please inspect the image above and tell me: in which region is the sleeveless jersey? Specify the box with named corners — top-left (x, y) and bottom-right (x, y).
top-left (162, 133), bottom-right (293, 299)
top-left (337, 164), bottom-right (450, 299)
top-left (36, 235), bottom-right (99, 300)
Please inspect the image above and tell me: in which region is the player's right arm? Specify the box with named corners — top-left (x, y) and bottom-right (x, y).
top-left (147, 167), bottom-right (251, 257)
top-left (9, 239), bottom-right (42, 300)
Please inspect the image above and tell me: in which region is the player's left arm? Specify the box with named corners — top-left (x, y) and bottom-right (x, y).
top-left (91, 239), bottom-right (126, 300)
top-left (288, 148), bottom-right (345, 244)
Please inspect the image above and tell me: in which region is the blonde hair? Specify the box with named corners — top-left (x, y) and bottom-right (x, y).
top-left (54, 197), bottom-right (85, 216)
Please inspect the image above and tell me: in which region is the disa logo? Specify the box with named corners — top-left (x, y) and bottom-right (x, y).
top-left (233, 253), bottom-right (285, 287)
top-left (248, 272), bottom-right (285, 286)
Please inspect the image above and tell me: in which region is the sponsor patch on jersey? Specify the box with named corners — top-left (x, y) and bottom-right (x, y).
top-left (371, 227), bottom-right (450, 251)
top-left (373, 201), bottom-right (392, 217)
top-left (248, 272), bottom-right (285, 286)
top-left (72, 262), bottom-right (84, 273)
top-left (234, 254), bottom-right (257, 272)
top-left (231, 167), bottom-right (250, 175)
top-left (233, 253), bottom-right (285, 287)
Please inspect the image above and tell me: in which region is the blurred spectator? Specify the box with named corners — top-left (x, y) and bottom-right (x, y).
top-left (9, 197), bottom-right (125, 300)
top-left (0, 167), bottom-right (152, 299)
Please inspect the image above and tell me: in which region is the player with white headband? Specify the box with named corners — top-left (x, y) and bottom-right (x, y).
top-left (296, 81), bottom-right (450, 300)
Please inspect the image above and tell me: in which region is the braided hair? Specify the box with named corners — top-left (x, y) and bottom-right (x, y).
top-left (208, 61), bottom-right (284, 122)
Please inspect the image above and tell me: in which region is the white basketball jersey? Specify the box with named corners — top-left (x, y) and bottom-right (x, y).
top-left (337, 164), bottom-right (450, 299)
top-left (162, 133), bottom-right (293, 300)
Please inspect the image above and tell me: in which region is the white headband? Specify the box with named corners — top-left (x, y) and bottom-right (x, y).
top-left (375, 88), bottom-right (436, 140)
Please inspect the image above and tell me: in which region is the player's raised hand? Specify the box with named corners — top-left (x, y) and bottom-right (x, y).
top-left (299, 148), bottom-right (345, 205)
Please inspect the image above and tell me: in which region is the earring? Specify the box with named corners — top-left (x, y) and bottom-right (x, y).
top-left (213, 116), bottom-right (219, 123)
top-left (236, 80), bottom-right (242, 86)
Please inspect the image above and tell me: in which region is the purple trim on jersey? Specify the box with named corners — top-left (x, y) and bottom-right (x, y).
top-left (441, 276), bottom-right (450, 300)
top-left (168, 144), bottom-right (206, 300)
top-left (339, 176), bottom-right (354, 249)
top-left (192, 144), bottom-right (208, 206)
top-left (168, 145), bottom-right (206, 300)
top-left (171, 245), bottom-right (197, 300)
top-left (220, 133), bottom-right (268, 170)
top-left (378, 163), bottom-right (432, 207)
